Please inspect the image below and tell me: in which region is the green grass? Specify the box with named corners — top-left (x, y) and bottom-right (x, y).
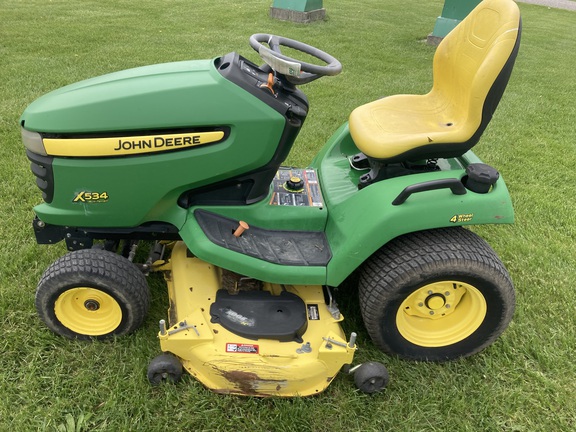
top-left (1, 0), bottom-right (575, 430)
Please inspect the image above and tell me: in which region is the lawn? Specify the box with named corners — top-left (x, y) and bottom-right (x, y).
top-left (1, 0), bottom-right (575, 430)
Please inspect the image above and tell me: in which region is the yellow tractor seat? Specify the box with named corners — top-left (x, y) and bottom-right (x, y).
top-left (349, 0), bottom-right (521, 165)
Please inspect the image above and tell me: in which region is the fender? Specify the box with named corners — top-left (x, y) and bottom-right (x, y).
top-left (314, 123), bottom-right (514, 287)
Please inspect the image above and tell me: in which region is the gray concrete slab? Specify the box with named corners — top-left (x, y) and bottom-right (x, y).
top-left (516, 0), bottom-right (576, 11)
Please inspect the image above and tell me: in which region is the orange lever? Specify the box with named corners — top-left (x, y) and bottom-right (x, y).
top-left (259, 73), bottom-right (276, 95)
top-left (233, 221), bottom-right (250, 237)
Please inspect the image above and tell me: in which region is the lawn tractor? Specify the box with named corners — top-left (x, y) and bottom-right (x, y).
top-left (21, 0), bottom-right (521, 396)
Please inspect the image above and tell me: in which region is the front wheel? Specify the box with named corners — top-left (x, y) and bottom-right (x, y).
top-left (35, 249), bottom-right (150, 340)
top-left (359, 227), bottom-right (515, 361)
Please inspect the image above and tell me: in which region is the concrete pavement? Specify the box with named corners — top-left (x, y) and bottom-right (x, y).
top-left (516, 0), bottom-right (576, 11)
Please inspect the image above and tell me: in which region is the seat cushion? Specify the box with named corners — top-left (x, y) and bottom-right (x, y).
top-left (349, 91), bottom-right (478, 162)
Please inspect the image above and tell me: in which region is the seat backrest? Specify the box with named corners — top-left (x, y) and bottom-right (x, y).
top-left (432, 0), bottom-right (521, 151)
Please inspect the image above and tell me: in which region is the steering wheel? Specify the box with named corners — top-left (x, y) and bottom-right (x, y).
top-left (249, 34), bottom-right (342, 85)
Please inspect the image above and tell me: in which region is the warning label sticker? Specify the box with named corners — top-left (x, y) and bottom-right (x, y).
top-left (225, 343), bottom-right (259, 354)
top-left (270, 168), bottom-right (324, 207)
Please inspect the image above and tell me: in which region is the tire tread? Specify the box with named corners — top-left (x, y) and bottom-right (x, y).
top-left (36, 249), bottom-right (150, 339)
top-left (359, 227), bottom-right (514, 361)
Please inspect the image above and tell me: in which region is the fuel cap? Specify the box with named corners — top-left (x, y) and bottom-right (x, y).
top-left (465, 163), bottom-right (499, 193)
top-left (285, 176), bottom-right (305, 192)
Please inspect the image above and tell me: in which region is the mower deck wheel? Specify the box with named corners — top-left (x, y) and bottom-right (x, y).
top-left (353, 362), bottom-right (389, 394)
top-left (147, 353), bottom-right (183, 385)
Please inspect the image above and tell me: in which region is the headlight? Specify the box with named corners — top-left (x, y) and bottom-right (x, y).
top-left (21, 127), bottom-right (47, 156)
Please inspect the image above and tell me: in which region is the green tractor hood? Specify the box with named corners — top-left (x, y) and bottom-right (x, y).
top-left (20, 52), bottom-right (310, 230)
top-left (22, 59), bottom-right (257, 134)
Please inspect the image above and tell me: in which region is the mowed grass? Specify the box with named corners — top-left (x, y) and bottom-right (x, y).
top-left (1, 0), bottom-right (575, 430)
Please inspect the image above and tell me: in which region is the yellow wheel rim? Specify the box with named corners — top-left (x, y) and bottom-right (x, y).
top-left (54, 287), bottom-right (122, 336)
top-left (396, 281), bottom-right (486, 347)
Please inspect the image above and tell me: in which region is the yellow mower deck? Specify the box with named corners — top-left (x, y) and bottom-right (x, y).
top-left (155, 241), bottom-right (356, 397)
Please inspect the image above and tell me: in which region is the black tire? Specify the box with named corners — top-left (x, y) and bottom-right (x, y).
top-left (35, 249), bottom-right (150, 340)
top-left (359, 227), bottom-right (515, 362)
top-left (147, 353), bottom-right (183, 385)
top-left (354, 362), bottom-right (389, 394)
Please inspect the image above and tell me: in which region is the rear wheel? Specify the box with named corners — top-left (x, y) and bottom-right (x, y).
top-left (359, 227), bottom-right (514, 361)
top-left (36, 249), bottom-right (150, 340)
